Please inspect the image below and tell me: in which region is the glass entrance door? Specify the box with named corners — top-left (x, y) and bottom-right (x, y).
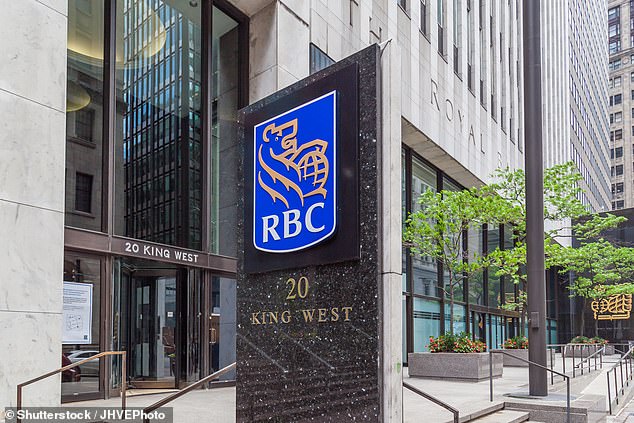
top-left (129, 273), bottom-right (177, 388)
top-left (203, 276), bottom-right (236, 381)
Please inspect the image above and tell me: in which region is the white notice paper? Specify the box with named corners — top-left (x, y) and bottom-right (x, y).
top-left (62, 281), bottom-right (93, 344)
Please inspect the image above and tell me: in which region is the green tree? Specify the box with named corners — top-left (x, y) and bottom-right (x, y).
top-left (484, 162), bottom-right (629, 336)
top-left (552, 216), bottom-right (634, 335)
top-left (404, 188), bottom-right (508, 334)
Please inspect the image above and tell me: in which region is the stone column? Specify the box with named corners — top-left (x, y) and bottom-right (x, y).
top-left (0, 0), bottom-right (67, 409)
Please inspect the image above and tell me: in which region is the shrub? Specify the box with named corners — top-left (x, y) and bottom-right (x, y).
top-left (428, 332), bottom-right (486, 353)
top-left (502, 335), bottom-right (528, 349)
top-left (570, 335), bottom-right (608, 345)
top-left (590, 336), bottom-right (608, 345)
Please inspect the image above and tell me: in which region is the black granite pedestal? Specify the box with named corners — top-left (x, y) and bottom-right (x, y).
top-left (236, 45), bottom-right (382, 422)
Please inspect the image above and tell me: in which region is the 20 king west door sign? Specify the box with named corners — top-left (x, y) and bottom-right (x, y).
top-left (252, 91), bottom-right (337, 253)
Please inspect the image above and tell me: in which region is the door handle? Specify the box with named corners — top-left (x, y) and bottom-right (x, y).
top-left (210, 328), bottom-right (217, 344)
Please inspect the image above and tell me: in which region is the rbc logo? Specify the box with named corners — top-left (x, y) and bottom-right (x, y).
top-left (253, 91), bottom-right (337, 253)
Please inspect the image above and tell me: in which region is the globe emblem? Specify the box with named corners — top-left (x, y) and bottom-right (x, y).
top-left (258, 118), bottom-right (330, 208)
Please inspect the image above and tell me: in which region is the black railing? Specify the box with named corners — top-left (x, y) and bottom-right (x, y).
top-left (607, 346), bottom-right (634, 414)
top-left (489, 350), bottom-right (570, 423)
top-left (403, 381), bottom-right (459, 423)
top-left (546, 343), bottom-right (606, 379)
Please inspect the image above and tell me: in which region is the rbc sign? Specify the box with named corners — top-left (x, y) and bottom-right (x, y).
top-left (252, 91), bottom-right (338, 253)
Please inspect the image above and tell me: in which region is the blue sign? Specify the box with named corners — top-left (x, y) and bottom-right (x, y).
top-left (253, 91), bottom-right (337, 253)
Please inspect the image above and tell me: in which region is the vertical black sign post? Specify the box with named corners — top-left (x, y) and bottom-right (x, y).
top-left (236, 45), bottom-right (387, 421)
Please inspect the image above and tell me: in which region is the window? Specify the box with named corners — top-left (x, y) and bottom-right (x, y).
top-left (453, 0), bottom-right (460, 74)
top-left (616, 200), bottom-right (625, 210)
top-left (616, 146), bottom-right (624, 158)
top-left (75, 172), bottom-right (93, 213)
top-left (631, 71), bottom-right (634, 82)
top-left (467, 0), bottom-right (474, 90)
top-left (615, 76), bottom-right (622, 87)
top-left (610, 39), bottom-right (622, 54)
top-left (421, 0), bottom-right (428, 35)
top-left (74, 109), bottom-right (94, 141)
top-left (616, 164), bottom-right (624, 176)
top-left (610, 59), bottom-right (622, 71)
top-left (611, 94), bottom-right (623, 106)
top-left (612, 112), bottom-right (623, 124)
top-left (616, 129), bottom-right (623, 140)
top-left (310, 43), bottom-right (335, 74)
top-left (398, 0), bottom-right (408, 10)
top-left (612, 182), bottom-right (624, 194)
top-left (609, 6), bottom-right (620, 21)
top-left (438, 0), bottom-right (445, 55)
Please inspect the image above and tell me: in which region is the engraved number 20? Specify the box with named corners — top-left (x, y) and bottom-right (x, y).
top-left (286, 276), bottom-right (309, 300)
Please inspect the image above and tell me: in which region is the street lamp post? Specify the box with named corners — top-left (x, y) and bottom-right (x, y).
top-left (522, 0), bottom-right (548, 396)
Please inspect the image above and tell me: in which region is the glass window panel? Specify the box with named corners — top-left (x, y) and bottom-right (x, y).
top-left (411, 157), bottom-right (438, 296)
top-left (414, 298), bottom-right (441, 350)
top-left (210, 6), bottom-right (240, 256)
top-left (445, 303), bottom-right (466, 335)
top-left (403, 296), bottom-right (408, 363)
top-left (487, 225), bottom-right (501, 307)
top-left (469, 225), bottom-right (484, 305)
top-left (65, 1), bottom-right (105, 231)
top-left (62, 253), bottom-right (102, 397)
top-left (402, 150), bottom-right (408, 292)
top-left (503, 225), bottom-right (516, 305)
top-left (114, 0), bottom-right (205, 251)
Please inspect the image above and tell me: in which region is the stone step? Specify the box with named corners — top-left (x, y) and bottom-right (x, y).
top-left (471, 410), bottom-right (530, 423)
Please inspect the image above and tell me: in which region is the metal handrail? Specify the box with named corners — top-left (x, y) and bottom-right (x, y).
top-left (489, 350), bottom-right (570, 423)
top-left (403, 381), bottom-right (459, 423)
top-left (607, 345), bottom-right (634, 414)
top-left (142, 363), bottom-right (236, 423)
top-left (17, 351), bottom-right (126, 423)
top-left (574, 346), bottom-right (605, 369)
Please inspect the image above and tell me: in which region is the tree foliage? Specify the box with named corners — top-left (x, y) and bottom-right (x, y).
top-left (404, 188), bottom-right (509, 334)
top-left (405, 161), bottom-right (634, 337)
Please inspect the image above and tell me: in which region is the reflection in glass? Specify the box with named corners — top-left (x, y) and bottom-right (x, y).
top-left (412, 157), bottom-right (438, 297)
top-left (503, 225), bottom-right (516, 305)
top-left (112, 257), bottom-right (202, 388)
top-left (211, 276), bottom-right (237, 379)
top-left (402, 150), bottom-right (407, 292)
top-left (445, 303), bottom-right (466, 334)
top-left (114, 0), bottom-right (203, 249)
top-left (210, 7), bottom-right (240, 256)
top-left (62, 253), bottom-right (101, 397)
top-left (468, 225), bottom-right (484, 305)
top-left (402, 296), bottom-right (408, 362)
top-left (487, 225), bottom-right (501, 307)
top-left (65, 1), bottom-right (105, 231)
top-left (414, 298), bottom-right (441, 351)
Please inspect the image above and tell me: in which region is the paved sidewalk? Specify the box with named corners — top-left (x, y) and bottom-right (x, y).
top-left (65, 354), bottom-right (613, 423)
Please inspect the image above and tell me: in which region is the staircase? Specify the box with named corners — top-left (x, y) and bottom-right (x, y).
top-left (469, 409), bottom-right (541, 422)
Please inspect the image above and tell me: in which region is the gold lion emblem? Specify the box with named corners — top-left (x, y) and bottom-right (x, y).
top-left (258, 118), bottom-right (330, 208)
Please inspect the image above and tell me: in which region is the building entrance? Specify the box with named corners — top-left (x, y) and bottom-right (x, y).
top-left (128, 272), bottom-right (177, 388)
top-left (113, 257), bottom-right (204, 390)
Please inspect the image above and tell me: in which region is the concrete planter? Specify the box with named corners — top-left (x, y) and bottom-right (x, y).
top-left (499, 348), bottom-right (529, 367)
top-left (496, 349), bottom-right (553, 367)
top-left (605, 345), bottom-right (615, 355)
top-left (408, 352), bottom-right (503, 381)
top-left (564, 344), bottom-right (600, 358)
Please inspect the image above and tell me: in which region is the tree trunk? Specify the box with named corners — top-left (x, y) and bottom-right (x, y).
top-left (579, 297), bottom-right (586, 336)
top-left (449, 289), bottom-right (455, 335)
